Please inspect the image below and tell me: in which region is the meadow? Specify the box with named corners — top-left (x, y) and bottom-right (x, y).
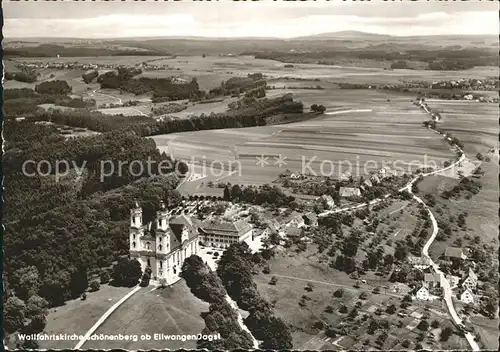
top-left (83, 281), bottom-right (208, 350)
top-left (35, 285), bottom-right (133, 350)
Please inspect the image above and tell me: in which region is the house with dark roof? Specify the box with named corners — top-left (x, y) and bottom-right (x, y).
top-left (408, 256), bottom-right (431, 269)
top-left (339, 187), bottom-right (361, 198)
top-left (198, 217), bottom-right (253, 248)
top-left (320, 194), bottom-right (336, 209)
top-left (302, 212), bottom-right (318, 227)
top-left (424, 273), bottom-right (441, 288)
top-left (461, 268), bottom-right (478, 291)
top-left (444, 246), bottom-right (468, 260)
top-left (459, 287), bottom-right (475, 304)
top-left (129, 201), bottom-right (199, 286)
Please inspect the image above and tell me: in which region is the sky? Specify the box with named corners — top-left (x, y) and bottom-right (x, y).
top-left (3, 0), bottom-right (499, 39)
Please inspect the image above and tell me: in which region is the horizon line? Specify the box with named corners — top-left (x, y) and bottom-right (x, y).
top-left (5, 31), bottom-right (499, 41)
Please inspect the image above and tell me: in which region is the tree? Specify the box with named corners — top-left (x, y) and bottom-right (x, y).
top-left (231, 184), bottom-right (242, 200)
top-left (100, 271), bottom-right (110, 284)
top-left (431, 319), bottom-right (440, 329)
top-left (417, 319), bottom-right (429, 331)
top-left (386, 304), bottom-right (397, 315)
top-left (35, 80), bottom-right (72, 95)
top-left (26, 295), bottom-right (49, 317)
top-left (4, 296), bottom-right (26, 333)
top-left (140, 272), bottom-right (151, 287)
top-left (177, 161), bottom-right (189, 175)
top-left (112, 259), bottom-right (142, 287)
top-left (223, 185), bottom-right (232, 201)
top-left (402, 339), bottom-right (411, 348)
top-left (440, 326), bottom-right (454, 341)
top-left (333, 288), bottom-right (344, 298)
top-left (13, 266), bottom-right (41, 301)
top-left (70, 266), bottom-right (89, 298)
top-left (89, 280), bottom-right (101, 292)
top-left (258, 315), bottom-right (293, 349)
top-left (26, 314), bottom-right (47, 334)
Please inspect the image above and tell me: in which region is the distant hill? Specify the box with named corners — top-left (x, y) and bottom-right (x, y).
top-left (294, 31), bottom-right (393, 40)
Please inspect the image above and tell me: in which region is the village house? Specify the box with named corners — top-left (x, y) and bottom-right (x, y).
top-left (370, 174), bottom-right (381, 184)
top-left (286, 226), bottom-right (304, 239)
top-left (129, 201), bottom-right (199, 285)
top-left (262, 219), bottom-right (282, 238)
top-left (285, 214), bottom-right (305, 228)
top-left (391, 282), bottom-right (411, 295)
top-left (302, 212), bottom-right (318, 227)
top-left (444, 246), bottom-right (468, 260)
top-left (408, 256), bottom-right (432, 270)
top-left (320, 194), bottom-right (336, 209)
top-left (339, 171), bottom-right (351, 182)
top-left (446, 274), bottom-right (461, 289)
top-left (459, 287), bottom-right (475, 304)
top-left (339, 187), bottom-right (362, 198)
top-left (461, 268), bottom-right (478, 291)
top-left (424, 273), bottom-right (441, 288)
top-left (199, 218), bottom-right (253, 248)
top-left (416, 284), bottom-right (431, 301)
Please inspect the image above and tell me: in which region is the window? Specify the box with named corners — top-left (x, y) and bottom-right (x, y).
top-left (132, 242), bottom-right (136, 248)
top-left (159, 244), bottom-right (163, 251)
top-left (160, 261), bottom-right (163, 269)
top-left (147, 258), bottom-right (151, 267)
top-left (146, 242), bottom-right (151, 250)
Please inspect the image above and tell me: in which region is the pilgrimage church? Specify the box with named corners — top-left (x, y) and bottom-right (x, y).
top-left (129, 201), bottom-right (199, 285)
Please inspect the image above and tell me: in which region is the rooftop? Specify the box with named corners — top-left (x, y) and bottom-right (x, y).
top-left (444, 246), bottom-right (465, 258)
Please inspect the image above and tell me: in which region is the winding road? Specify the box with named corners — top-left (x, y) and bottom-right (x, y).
top-left (317, 101), bottom-right (479, 351)
top-left (91, 89), bottom-right (149, 117)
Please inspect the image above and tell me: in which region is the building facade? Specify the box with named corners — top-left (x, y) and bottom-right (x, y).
top-left (199, 218), bottom-right (253, 248)
top-left (416, 285), bottom-right (430, 301)
top-left (129, 201), bottom-right (199, 285)
top-left (461, 268), bottom-right (478, 291)
top-left (460, 288), bottom-right (475, 304)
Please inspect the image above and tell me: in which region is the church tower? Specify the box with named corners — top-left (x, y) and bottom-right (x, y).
top-left (130, 200), bottom-right (142, 229)
top-left (155, 201), bottom-right (170, 280)
top-left (130, 200), bottom-right (143, 252)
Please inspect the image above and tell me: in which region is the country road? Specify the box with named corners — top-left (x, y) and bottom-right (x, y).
top-left (318, 102), bottom-right (479, 351)
top-left (91, 89), bottom-right (150, 116)
top-left (92, 89), bottom-right (123, 104)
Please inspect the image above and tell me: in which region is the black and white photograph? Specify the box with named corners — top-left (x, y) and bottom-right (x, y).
top-left (1, 0), bottom-right (499, 350)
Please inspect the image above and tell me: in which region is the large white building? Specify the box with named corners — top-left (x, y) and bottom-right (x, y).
top-left (129, 201), bottom-right (199, 285)
top-left (198, 218), bottom-right (253, 248)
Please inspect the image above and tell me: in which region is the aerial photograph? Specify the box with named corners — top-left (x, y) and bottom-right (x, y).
top-left (1, 0), bottom-right (498, 350)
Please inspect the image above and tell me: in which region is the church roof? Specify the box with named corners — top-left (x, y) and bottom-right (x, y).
top-left (142, 213), bottom-right (198, 252)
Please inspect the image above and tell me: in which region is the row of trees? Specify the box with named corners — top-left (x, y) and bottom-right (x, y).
top-left (35, 80), bottom-right (72, 95)
top-left (216, 243), bottom-right (294, 349)
top-left (5, 67), bottom-right (38, 83)
top-left (180, 256), bottom-right (255, 349)
top-left (223, 183), bottom-right (299, 209)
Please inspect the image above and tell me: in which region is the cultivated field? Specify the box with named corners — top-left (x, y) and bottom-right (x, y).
top-left (426, 100), bottom-right (499, 155)
top-left (153, 92), bottom-right (453, 189)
